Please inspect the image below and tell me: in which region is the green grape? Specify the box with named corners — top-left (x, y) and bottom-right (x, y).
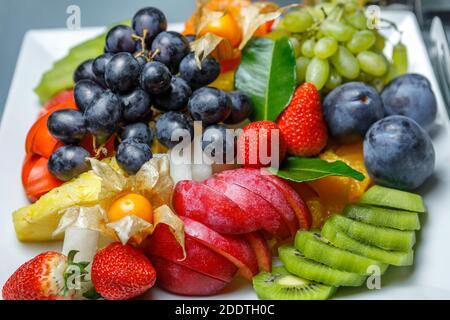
top-left (357, 51), bottom-right (388, 77)
top-left (347, 30), bottom-right (376, 53)
top-left (382, 62), bottom-right (398, 85)
top-left (265, 29), bottom-right (290, 41)
top-left (301, 39), bottom-right (316, 58)
top-left (346, 9), bottom-right (367, 30)
top-left (296, 56), bottom-right (310, 85)
top-left (330, 45), bottom-right (360, 79)
top-left (306, 57), bottom-right (330, 90)
top-left (314, 37), bottom-right (338, 59)
top-left (325, 67), bottom-right (343, 91)
top-left (371, 78), bottom-right (384, 92)
top-left (320, 20), bottom-right (356, 42)
top-left (343, 1), bottom-right (360, 15)
top-left (356, 71), bottom-right (375, 83)
top-left (392, 42), bottom-right (408, 75)
top-left (289, 37), bottom-right (302, 58)
top-left (310, 3), bottom-right (335, 20)
top-left (281, 10), bottom-right (314, 33)
top-left (373, 31), bottom-right (386, 51)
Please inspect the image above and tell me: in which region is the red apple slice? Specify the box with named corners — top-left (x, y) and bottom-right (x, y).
top-left (203, 177), bottom-right (290, 239)
top-left (151, 256), bottom-right (229, 296)
top-left (260, 173), bottom-right (312, 230)
top-left (215, 168), bottom-right (299, 236)
top-left (244, 232), bottom-right (272, 273)
top-left (142, 224), bottom-right (238, 282)
top-left (182, 217), bottom-right (259, 280)
top-left (173, 180), bottom-right (262, 234)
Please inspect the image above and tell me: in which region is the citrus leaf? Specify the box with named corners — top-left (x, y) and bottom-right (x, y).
top-left (268, 157), bottom-right (365, 182)
top-left (235, 37), bottom-right (296, 121)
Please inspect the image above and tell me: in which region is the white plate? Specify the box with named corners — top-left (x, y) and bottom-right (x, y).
top-left (1, 12), bottom-right (450, 300)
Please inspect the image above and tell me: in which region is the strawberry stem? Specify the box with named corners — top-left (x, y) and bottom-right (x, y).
top-left (60, 250), bottom-right (90, 296)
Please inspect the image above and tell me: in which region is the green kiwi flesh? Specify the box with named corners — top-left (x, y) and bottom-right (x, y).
top-left (344, 204), bottom-right (420, 231)
top-left (294, 231), bottom-right (388, 275)
top-left (321, 219), bottom-right (414, 266)
top-left (327, 214), bottom-right (415, 252)
top-left (252, 266), bottom-right (336, 300)
top-left (278, 245), bottom-right (366, 287)
top-left (359, 185), bottom-right (425, 213)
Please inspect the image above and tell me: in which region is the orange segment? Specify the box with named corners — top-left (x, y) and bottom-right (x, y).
top-left (305, 198), bottom-right (327, 230)
top-left (335, 142), bottom-right (372, 202)
top-left (306, 142), bottom-right (372, 227)
top-left (288, 181), bottom-right (327, 230)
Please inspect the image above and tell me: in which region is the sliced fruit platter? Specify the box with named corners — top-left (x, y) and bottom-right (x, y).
top-left (1, 0), bottom-right (449, 300)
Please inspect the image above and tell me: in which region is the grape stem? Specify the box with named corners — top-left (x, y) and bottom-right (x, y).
top-left (92, 138), bottom-right (108, 159)
top-left (150, 48), bottom-right (160, 60)
top-left (378, 18), bottom-right (403, 43)
top-left (133, 29), bottom-right (150, 61)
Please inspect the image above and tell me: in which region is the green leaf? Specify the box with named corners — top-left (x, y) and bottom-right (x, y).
top-left (235, 37), bottom-right (297, 121)
top-left (83, 287), bottom-right (103, 300)
top-left (34, 20), bottom-right (130, 104)
top-left (268, 157), bottom-right (365, 182)
top-left (67, 250), bottom-right (79, 264)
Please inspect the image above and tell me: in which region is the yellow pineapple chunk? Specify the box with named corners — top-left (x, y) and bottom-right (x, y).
top-left (13, 170), bottom-right (102, 242)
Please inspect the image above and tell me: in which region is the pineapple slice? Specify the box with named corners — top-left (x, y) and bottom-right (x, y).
top-left (13, 158), bottom-right (122, 242)
top-left (13, 170), bottom-right (101, 242)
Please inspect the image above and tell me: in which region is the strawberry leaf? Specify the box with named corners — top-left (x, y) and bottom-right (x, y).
top-left (235, 37), bottom-right (297, 122)
top-left (268, 157), bottom-right (365, 182)
top-left (83, 287), bottom-right (103, 300)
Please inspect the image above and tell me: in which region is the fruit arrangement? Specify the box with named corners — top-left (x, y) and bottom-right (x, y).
top-left (3, 0), bottom-right (439, 300)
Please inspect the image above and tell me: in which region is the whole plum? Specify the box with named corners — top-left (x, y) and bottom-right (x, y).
top-left (364, 115), bottom-right (435, 190)
top-left (381, 73), bottom-right (437, 128)
top-left (322, 82), bottom-right (384, 144)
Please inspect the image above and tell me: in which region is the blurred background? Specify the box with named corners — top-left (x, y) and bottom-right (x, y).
top-left (0, 0), bottom-right (449, 119)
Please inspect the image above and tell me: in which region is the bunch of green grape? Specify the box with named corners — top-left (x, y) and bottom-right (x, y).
top-left (268, 0), bottom-right (408, 92)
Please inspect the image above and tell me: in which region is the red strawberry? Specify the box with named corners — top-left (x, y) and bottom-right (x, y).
top-left (277, 83), bottom-right (328, 156)
top-left (2, 251), bottom-right (84, 300)
top-left (91, 243), bottom-right (156, 300)
top-left (237, 120), bottom-right (287, 168)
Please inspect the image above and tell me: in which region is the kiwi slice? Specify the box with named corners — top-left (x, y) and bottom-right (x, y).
top-left (252, 266), bottom-right (336, 300)
top-left (295, 231), bottom-right (388, 275)
top-left (321, 220), bottom-right (414, 266)
top-left (344, 204), bottom-right (420, 231)
top-left (279, 245), bottom-right (366, 287)
top-left (328, 214), bottom-right (415, 251)
top-left (359, 185), bottom-right (425, 213)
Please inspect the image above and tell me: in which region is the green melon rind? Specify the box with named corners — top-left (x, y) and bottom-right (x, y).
top-left (327, 214), bottom-right (415, 252)
top-left (34, 20), bottom-right (131, 104)
top-left (359, 185), bottom-right (426, 213)
top-left (294, 231), bottom-right (388, 276)
top-left (321, 220), bottom-right (414, 266)
top-left (344, 204), bottom-right (420, 231)
top-left (279, 245), bottom-right (366, 287)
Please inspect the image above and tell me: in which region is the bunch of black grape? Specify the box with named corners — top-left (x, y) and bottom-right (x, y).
top-left (47, 7), bottom-right (252, 180)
